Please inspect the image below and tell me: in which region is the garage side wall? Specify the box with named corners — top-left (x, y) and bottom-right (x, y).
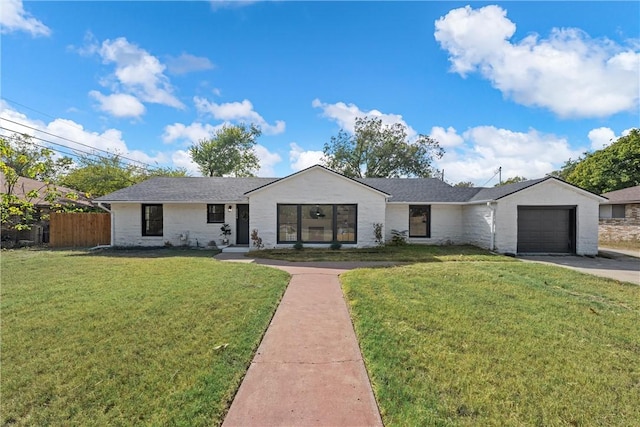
top-left (462, 204), bottom-right (493, 250)
top-left (495, 180), bottom-right (600, 255)
top-left (249, 168), bottom-right (387, 248)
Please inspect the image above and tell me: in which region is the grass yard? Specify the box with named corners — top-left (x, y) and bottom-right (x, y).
top-left (250, 244), bottom-right (509, 262)
top-left (342, 261), bottom-right (640, 426)
top-left (1, 249), bottom-right (290, 426)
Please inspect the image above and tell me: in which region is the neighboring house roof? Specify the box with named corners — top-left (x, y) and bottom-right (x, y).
top-left (601, 185), bottom-right (640, 204)
top-left (0, 173), bottom-right (93, 208)
top-left (95, 166), bottom-right (603, 204)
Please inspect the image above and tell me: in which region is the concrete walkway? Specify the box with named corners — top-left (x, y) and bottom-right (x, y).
top-left (221, 258), bottom-right (384, 427)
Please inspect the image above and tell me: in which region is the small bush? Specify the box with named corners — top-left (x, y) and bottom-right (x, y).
top-left (388, 229), bottom-right (408, 246)
top-left (373, 223), bottom-right (384, 246)
top-left (330, 241), bottom-right (342, 250)
top-left (293, 241), bottom-right (303, 250)
top-left (250, 229), bottom-right (264, 249)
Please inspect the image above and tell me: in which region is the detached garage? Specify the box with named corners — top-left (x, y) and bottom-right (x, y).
top-left (475, 177), bottom-right (606, 256)
top-left (517, 206), bottom-right (576, 253)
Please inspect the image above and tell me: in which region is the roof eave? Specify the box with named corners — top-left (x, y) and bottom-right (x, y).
top-left (244, 164), bottom-right (391, 197)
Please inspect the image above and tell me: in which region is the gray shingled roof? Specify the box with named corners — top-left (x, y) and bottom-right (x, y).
top-left (601, 185), bottom-right (640, 203)
top-left (357, 178), bottom-right (481, 202)
top-left (468, 177), bottom-right (548, 202)
top-left (95, 172), bottom-right (587, 204)
top-left (95, 177), bottom-right (277, 202)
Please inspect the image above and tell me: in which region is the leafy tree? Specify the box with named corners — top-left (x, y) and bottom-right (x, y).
top-left (565, 129), bottom-right (640, 194)
top-left (1, 135), bottom-right (78, 235)
top-left (60, 155), bottom-right (187, 197)
top-left (322, 116), bottom-right (444, 178)
top-left (189, 123), bottom-right (261, 177)
top-left (454, 181), bottom-right (475, 187)
top-left (551, 158), bottom-right (581, 181)
top-left (0, 133), bottom-right (72, 183)
top-left (495, 176), bottom-right (528, 186)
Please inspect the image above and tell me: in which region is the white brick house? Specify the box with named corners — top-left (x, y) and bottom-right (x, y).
top-left (95, 165), bottom-right (604, 255)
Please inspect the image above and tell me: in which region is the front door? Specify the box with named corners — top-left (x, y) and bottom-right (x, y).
top-left (236, 204), bottom-right (250, 245)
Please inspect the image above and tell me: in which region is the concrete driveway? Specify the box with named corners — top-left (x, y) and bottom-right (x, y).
top-left (519, 248), bottom-right (639, 285)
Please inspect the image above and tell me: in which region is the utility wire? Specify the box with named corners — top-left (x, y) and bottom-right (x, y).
top-left (480, 169), bottom-right (500, 187)
top-left (2, 132), bottom-right (87, 159)
top-left (0, 117), bottom-right (154, 169)
top-left (1, 96), bottom-right (147, 164)
top-left (2, 131), bottom-right (115, 163)
top-left (0, 129), bottom-right (151, 171)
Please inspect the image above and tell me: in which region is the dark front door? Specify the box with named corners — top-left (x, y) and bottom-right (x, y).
top-left (236, 204), bottom-right (250, 245)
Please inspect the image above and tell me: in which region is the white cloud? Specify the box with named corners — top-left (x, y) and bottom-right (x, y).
top-left (171, 150), bottom-right (200, 176)
top-left (434, 125), bottom-right (584, 185)
top-left (254, 144), bottom-right (282, 177)
top-left (0, 101), bottom-right (166, 167)
top-left (429, 126), bottom-right (464, 148)
top-left (0, 0), bottom-right (51, 37)
top-left (77, 35), bottom-right (185, 116)
top-left (435, 5), bottom-right (640, 118)
top-left (312, 98), bottom-right (417, 138)
top-left (98, 37), bottom-right (184, 108)
top-left (162, 122), bottom-right (225, 144)
top-left (587, 127), bottom-right (617, 150)
top-left (194, 97), bottom-right (286, 135)
top-left (289, 142), bottom-right (325, 172)
top-left (89, 91), bottom-right (146, 118)
top-left (165, 53), bottom-right (215, 75)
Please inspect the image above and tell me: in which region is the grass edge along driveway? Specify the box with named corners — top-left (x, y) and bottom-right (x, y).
top-left (342, 261), bottom-right (640, 426)
top-left (1, 249), bottom-right (290, 426)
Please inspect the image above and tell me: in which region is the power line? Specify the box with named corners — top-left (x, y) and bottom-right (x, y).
top-left (2, 132), bottom-right (89, 159)
top-left (0, 129), bottom-right (150, 171)
top-left (1, 96), bottom-right (147, 163)
top-left (480, 168), bottom-right (501, 187)
top-left (0, 117), bottom-right (155, 169)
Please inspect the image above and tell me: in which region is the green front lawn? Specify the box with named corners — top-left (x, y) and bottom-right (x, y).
top-left (250, 244), bottom-right (511, 262)
top-left (1, 249), bottom-right (290, 426)
top-left (342, 262), bottom-right (640, 426)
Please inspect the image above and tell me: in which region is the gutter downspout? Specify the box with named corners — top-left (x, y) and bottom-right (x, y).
top-left (97, 202), bottom-right (114, 247)
top-left (487, 201), bottom-right (496, 251)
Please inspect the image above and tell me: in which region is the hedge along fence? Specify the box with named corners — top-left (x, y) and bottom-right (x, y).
top-left (50, 212), bottom-right (110, 248)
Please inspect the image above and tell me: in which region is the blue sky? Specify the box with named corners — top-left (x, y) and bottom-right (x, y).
top-left (2, 1), bottom-right (638, 185)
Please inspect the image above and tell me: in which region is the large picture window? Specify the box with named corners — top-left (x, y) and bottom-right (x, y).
top-left (207, 204), bottom-right (225, 223)
top-left (409, 205), bottom-right (430, 238)
top-left (142, 204), bottom-right (163, 236)
top-left (277, 204), bottom-right (357, 244)
top-left (302, 204), bottom-right (333, 242)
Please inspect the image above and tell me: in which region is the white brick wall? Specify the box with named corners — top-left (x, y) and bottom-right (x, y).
top-left (385, 204), bottom-right (465, 244)
top-left (462, 203), bottom-right (493, 249)
top-left (248, 168), bottom-right (387, 248)
top-left (108, 176), bottom-right (601, 254)
top-left (111, 202), bottom-right (236, 247)
top-left (494, 180), bottom-right (600, 255)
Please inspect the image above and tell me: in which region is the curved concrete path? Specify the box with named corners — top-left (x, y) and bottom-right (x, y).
top-left (221, 258), bottom-right (385, 427)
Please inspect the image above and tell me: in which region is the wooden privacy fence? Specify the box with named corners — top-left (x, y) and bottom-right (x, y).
top-left (50, 212), bottom-right (110, 248)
